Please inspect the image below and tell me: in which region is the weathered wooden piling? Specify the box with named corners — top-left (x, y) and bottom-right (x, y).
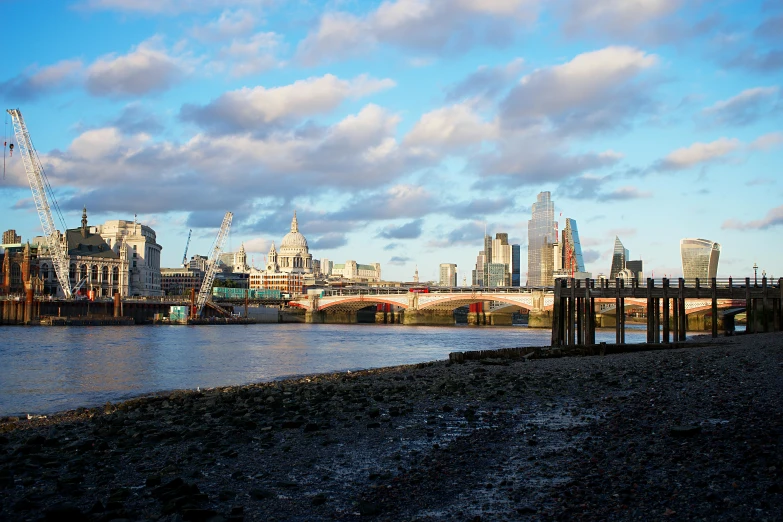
top-left (551, 277), bottom-right (783, 347)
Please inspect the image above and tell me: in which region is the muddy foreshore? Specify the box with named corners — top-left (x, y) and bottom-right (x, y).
top-left (1, 332), bottom-right (782, 521)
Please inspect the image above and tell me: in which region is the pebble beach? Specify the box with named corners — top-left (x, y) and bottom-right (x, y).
top-left (1, 332), bottom-right (782, 521)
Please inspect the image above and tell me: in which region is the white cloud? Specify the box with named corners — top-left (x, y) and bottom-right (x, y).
top-left (218, 32), bottom-right (282, 77)
top-left (702, 86), bottom-right (780, 126)
top-left (559, 0), bottom-right (684, 40)
top-left (296, 0), bottom-right (540, 65)
top-left (77, 0), bottom-right (264, 15)
top-left (404, 103), bottom-right (497, 155)
top-left (180, 74), bottom-right (396, 133)
top-left (501, 46), bottom-right (658, 133)
top-left (658, 138), bottom-right (741, 170)
top-left (723, 205), bottom-right (783, 230)
top-left (750, 132), bottom-right (783, 151)
top-left (0, 59), bottom-right (83, 101)
top-left (86, 39), bottom-right (189, 97)
top-left (191, 9), bottom-right (256, 42)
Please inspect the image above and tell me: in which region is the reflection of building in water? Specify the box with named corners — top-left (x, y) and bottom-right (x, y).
top-left (681, 238), bottom-right (720, 280)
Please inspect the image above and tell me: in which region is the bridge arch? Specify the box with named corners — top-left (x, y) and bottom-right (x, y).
top-left (317, 297), bottom-right (409, 312)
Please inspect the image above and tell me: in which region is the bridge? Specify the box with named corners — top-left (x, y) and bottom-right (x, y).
top-left (287, 282), bottom-right (766, 328)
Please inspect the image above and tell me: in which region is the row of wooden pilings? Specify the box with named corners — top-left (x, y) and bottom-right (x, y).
top-left (552, 277), bottom-right (783, 347)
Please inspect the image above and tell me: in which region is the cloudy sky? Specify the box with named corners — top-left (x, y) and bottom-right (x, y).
top-left (0, 0), bottom-right (781, 282)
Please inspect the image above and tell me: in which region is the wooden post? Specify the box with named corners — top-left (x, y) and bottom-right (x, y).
top-left (576, 279), bottom-right (583, 346)
top-left (711, 277), bottom-right (718, 338)
top-left (672, 279), bottom-right (679, 342)
top-left (662, 278), bottom-right (670, 344)
top-left (745, 277), bottom-right (753, 334)
top-left (779, 278), bottom-right (783, 332)
top-left (568, 278), bottom-right (575, 346)
top-left (762, 277), bottom-right (769, 333)
top-left (615, 278), bottom-right (621, 344)
top-left (552, 279), bottom-right (562, 346)
top-left (678, 278), bottom-right (686, 341)
top-left (646, 278), bottom-right (654, 343)
top-left (620, 278), bottom-right (626, 344)
top-left (584, 277), bottom-right (591, 346)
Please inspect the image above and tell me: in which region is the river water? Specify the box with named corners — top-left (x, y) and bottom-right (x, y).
top-left (0, 324), bottom-right (649, 417)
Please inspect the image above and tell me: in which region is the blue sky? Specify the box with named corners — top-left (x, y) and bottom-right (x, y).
top-left (0, 0), bottom-right (781, 282)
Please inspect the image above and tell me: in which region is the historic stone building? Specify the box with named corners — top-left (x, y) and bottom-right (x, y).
top-left (250, 212), bottom-right (313, 295)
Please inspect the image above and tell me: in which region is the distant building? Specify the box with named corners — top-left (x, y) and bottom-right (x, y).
top-left (626, 260), bottom-right (644, 280)
top-left (161, 267), bottom-right (204, 296)
top-left (472, 250), bottom-right (486, 286)
top-left (511, 244), bottom-right (521, 287)
top-left (33, 208), bottom-right (132, 297)
top-left (681, 238), bottom-right (720, 280)
top-left (528, 192), bottom-right (557, 286)
top-left (188, 255), bottom-right (210, 272)
top-left (0, 242), bottom-right (40, 296)
top-left (439, 263), bottom-right (458, 287)
top-left (487, 262), bottom-right (507, 287)
top-left (218, 244), bottom-right (249, 273)
top-left (609, 236), bottom-right (629, 280)
top-left (331, 261), bottom-right (382, 282)
top-left (2, 229), bottom-right (21, 245)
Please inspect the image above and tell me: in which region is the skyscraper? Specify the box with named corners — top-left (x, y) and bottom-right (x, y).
top-left (439, 263), bottom-right (458, 287)
top-left (609, 236), bottom-right (629, 279)
top-left (561, 219), bottom-right (585, 275)
top-left (527, 192), bottom-right (556, 286)
top-left (492, 233), bottom-right (512, 286)
top-left (626, 260), bottom-right (644, 280)
top-left (681, 239), bottom-right (721, 280)
top-left (511, 244), bottom-right (520, 287)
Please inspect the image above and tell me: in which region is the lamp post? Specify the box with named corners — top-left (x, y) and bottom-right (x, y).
top-left (753, 262), bottom-right (758, 286)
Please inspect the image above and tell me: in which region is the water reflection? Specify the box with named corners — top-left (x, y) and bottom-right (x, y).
top-left (0, 324), bottom-right (646, 416)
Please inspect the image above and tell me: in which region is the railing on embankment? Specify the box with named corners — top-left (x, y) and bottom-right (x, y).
top-left (552, 277), bottom-right (783, 347)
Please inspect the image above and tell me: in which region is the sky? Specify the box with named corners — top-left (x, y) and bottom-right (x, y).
top-left (0, 0), bottom-right (781, 283)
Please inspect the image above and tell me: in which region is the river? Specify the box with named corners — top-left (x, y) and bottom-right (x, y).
top-left (0, 324), bottom-right (649, 417)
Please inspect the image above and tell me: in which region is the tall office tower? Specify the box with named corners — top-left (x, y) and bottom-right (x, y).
top-left (561, 219), bottom-right (585, 275)
top-left (472, 250), bottom-right (486, 286)
top-left (527, 191), bottom-right (556, 286)
top-left (609, 236), bottom-right (629, 279)
top-left (492, 232), bottom-right (512, 286)
top-left (439, 263), bottom-right (458, 287)
top-left (511, 244), bottom-right (521, 286)
top-left (681, 239), bottom-right (721, 280)
top-left (482, 234), bottom-right (493, 287)
top-left (626, 260), bottom-right (644, 280)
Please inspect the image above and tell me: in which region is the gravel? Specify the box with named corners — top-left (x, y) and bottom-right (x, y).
top-left (1, 331), bottom-right (782, 521)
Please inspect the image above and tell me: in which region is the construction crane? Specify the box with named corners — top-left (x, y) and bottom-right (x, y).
top-left (182, 229), bottom-right (192, 267)
top-left (7, 109), bottom-right (73, 298)
top-left (194, 211), bottom-right (233, 317)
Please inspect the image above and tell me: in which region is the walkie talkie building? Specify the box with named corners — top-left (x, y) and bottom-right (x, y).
top-left (680, 238), bottom-right (721, 280)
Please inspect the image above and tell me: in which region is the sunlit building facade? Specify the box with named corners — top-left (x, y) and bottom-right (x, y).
top-left (681, 238), bottom-right (721, 280)
top-left (609, 236), bottom-right (629, 280)
top-left (527, 192), bottom-right (557, 287)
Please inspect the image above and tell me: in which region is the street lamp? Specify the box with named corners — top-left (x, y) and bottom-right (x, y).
top-left (753, 262), bottom-right (758, 286)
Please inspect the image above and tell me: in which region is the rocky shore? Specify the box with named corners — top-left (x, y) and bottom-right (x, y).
top-left (1, 332), bottom-right (782, 521)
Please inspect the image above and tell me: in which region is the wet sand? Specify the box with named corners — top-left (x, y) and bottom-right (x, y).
top-left (1, 332), bottom-right (782, 521)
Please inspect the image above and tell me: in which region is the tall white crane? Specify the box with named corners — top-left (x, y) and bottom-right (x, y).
top-left (182, 229), bottom-right (192, 267)
top-left (194, 211), bottom-right (233, 317)
top-left (7, 109), bottom-right (73, 298)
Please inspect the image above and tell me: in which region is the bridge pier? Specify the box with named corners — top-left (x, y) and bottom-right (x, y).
top-left (402, 310), bottom-right (454, 326)
top-left (528, 310), bottom-right (552, 328)
top-left (486, 312), bottom-right (513, 326)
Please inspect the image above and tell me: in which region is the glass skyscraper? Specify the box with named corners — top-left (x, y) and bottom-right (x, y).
top-left (609, 236), bottom-right (629, 279)
top-left (681, 238), bottom-right (721, 280)
top-left (561, 218), bottom-right (585, 274)
top-left (511, 244), bottom-right (520, 287)
top-left (527, 192), bottom-right (556, 286)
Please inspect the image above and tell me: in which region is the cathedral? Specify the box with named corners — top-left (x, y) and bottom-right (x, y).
top-left (250, 212), bottom-right (313, 295)
top-left (266, 212), bottom-right (313, 274)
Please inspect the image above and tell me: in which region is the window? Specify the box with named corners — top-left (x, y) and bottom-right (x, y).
top-left (80, 265), bottom-right (87, 281)
top-left (41, 264), bottom-right (49, 281)
top-left (92, 265), bottom-right (99, 281)
top-left (112, 267), bottom-right (119, 284)
top-left (102, 266), bottom-right (109, 282)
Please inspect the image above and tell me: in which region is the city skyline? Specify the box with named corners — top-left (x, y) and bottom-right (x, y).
top-left (0, 1), bottom-right (781, 282)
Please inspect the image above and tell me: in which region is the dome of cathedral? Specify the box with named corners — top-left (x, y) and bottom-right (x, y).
top-left (281, 230), bottom-right (308, 249)
top-left (279, 211), bottom-right (309, 252)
